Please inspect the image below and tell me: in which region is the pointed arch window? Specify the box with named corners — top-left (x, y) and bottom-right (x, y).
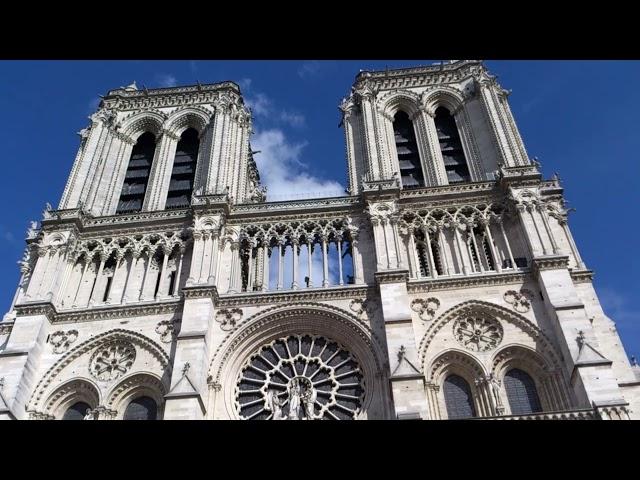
top-left (443, 374), bottom-right (477, 419)
top-left (116, 132), bottom-right (156, 214)
top-left (393, 111), bottom-right (425, 188)
top-left (434, 107), bottom-right (470, 184)
top-left (62, 401), bottom-right (91, 420)
top-left (123, 396), bottom-right (158, 420)
top-left (166, 128), bottom-right (199, 209)
top-left (504, 368), bottom-right (542, 415)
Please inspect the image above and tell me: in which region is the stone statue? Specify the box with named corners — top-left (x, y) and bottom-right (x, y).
top-left (266, 390), bottom-right (285, 420)
top-left (83, 408), bottom-right (95, 420)
top-left (487, 373), bottom-right (502, 409)
top-left (26, 221), bottom-right (38, 239)
top-left (287, 378), bottom-right (302, 419)
top-left (302, 386), bottom-right (317, 420)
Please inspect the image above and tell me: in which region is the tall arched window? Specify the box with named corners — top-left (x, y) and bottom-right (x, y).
top-left (123, 396), bottom-right (158, 420)
top-left (443, 374), bottom-right (477, 419)
top-left (166, 128), bottom-right (199, 209)
top-left (116, 132), bottom-right (156, 214)
top-left (393, 111), bottom-right (425, 188)
top-left (504, 368), bottom-right (542, 415)
top-left (434, 107), bottom-right (470, 184)
top-left (62, 401), bottom-right (91, 420)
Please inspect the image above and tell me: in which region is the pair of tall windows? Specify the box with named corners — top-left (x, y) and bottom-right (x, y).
top-left (392, 107), bottom-right (471, 188)
top-left (62, 396), bottom-right (158, 420)
top-left (115, 128), bottom-right (199, 214)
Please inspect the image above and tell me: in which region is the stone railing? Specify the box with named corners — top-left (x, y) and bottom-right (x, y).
top-left (480, 406), bottom-right (630, 420)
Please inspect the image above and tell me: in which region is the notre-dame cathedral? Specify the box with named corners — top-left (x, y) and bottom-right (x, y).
top-left (1, 60), bottom-right (637, 420)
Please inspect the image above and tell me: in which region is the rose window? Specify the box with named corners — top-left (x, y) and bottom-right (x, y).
top-left (89, 341), bottom-right (136, 382)
top-left (235, 334), bottom-right (365, 420)
top-left (453, 316), bottom-right (503, 352)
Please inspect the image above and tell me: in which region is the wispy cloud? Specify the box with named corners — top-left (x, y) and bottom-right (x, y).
top-left (242, 80), bottom-right (306, 128)
top-left (297, 61), bottom-right (322, 78)
top-left (0, 225), bottom-right (17, 245)
top-left (156, 74), bottom-right (178, 87)
top-left (238, 78), bottom-right (252, 90)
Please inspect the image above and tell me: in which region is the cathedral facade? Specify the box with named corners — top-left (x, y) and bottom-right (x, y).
top-left (1, 60), bottom-right (638, 420)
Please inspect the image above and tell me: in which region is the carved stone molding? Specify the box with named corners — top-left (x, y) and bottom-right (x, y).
top-left (407, 271), bottom-right (528, 293)
top-left (410, 297), bottom-right (441, 321)
top-left (89, 341), bottom-right (136, 382)
top-left (216, 285), bottom-right (373, 309)
top-left (155, 319), bottom-right (180, 343)
top-left (375, 270), bottom-right (409, 285)
top-left (531, 255), bottom-right (570, 275)
top-left (49, 330), bottom-right (79, 354)
top-left (349, 298), bottom-right (378, 320)
top-left (503, 289), bottom-right (533, 313)
top-left (215, 308), bottom-right (243, 331)
top-left (453, 316), bottom-right (503, 352)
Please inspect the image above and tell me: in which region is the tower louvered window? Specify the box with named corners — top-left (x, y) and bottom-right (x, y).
top-left (123, 396), bottom-right (158, 420)
top-left (504, 368), bottom-right (542, 415)
top-left (434, 107), bottom-right (470, 184)
top-left (166, 128), bottom-right (199, 209)
top-left (116, 132), bottom-right (156, 214)
top-left (393, 111), bottom-right (425, 188)
top-left (443, 374), bottom-right (477, 419)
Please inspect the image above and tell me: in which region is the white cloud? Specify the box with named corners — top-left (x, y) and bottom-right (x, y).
top-left (242, 82), bottom-right (305, 128)
top-left (279, 111), bottom-right (305, 128)
top-left (156, 74), bottom-right (178, 87)
top-left (251, 129), bottom-right (344, 201)
top-left (245, 92), bottom-right (272, 117)
top-left (298, 61), bottom-right (322, 78)
top-left (238, 78), bottom-right (252, 90)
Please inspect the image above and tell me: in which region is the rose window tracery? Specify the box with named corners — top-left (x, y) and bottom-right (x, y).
top-left (89, 341), bottom-right (136, 382)
top-left (453, 316), bottom-right (503, 352)
top-left (235, 334), bottom-right (365, 420)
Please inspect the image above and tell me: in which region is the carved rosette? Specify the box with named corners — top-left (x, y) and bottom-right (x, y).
top-left (503, 289), bottom-right (533, 313)
top-left (155, 320), bottom-right (180, 343)
top-left (453, 316), bottom-right (503, 352)
top-left (235, 334), bottom-right (365, 420)
top-left (49, 330), bottom-right (79, 354)
top-left (349, 298), bottom-right (377, 320)
top-left (89, 341), bottom-right (136, 382)
top-left (215, 308), bottom-right (243, 331)
top-left (410, 297), bottom-right (441, 321)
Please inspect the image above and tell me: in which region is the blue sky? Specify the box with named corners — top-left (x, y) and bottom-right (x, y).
top-left (0, 60), bottom-right (637, 359)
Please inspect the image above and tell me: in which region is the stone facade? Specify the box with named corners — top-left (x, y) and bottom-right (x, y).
top-left (1, 60), bottom-right (638, 420)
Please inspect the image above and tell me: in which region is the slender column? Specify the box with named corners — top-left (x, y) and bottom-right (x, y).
top-left (483, 222), bottom-right (501, 272)
top-left (390, 219), bottom-right (404, 269)
top-left (336, 237), bottom-right (344, 285)
top-left (321, 236), bottom-right (329, 287)
top-left (559, 218), bottom-right (585, 269)
top-left (121, 252), bottom-right (139, 304)
top-left (247, 242), bottom-right (255, 292)
top-left (515, 204), bottom-right (539, 257)
top-left (538, 205), bottom-right (559, 254)
top-left (351, 237), bottom-right (363, 285)
top-left (453, 224), bottom-right (470, 275)
top-left (34, 248), bottom-right (53, 298)
top-left (499, 220), bottom-right (516, 270)
top-left (199, 233), bottom-right (212, 284)
top-left (106, 252), bottom-right (124, 303)
top-left (262, 245), bottom-right (270, 292)
top-left (55, 254), bottom-right (75, 305)
top-left (228, 242), bottom-right (241, 293)
top-left (422, 226), bottom-right (437, 278)
top-left (44, 248), bottom-right (64, 299)
top-left (437, 228), bottom-right (449, 276)
top-left (469, 227), bottom-right (485, 273)
top-left (306, 241), bottom-right (313, 288)
top-left (155, 247), bottom-right (171, 300)
top-left (381, 220), bottom-right (392, 269)
top-left (370, 218), bottom-right (384, 270)
top-left (277, 241), bottom-right (284, 291)
top-left (187, 231), bottom-right (203, 285)
top-left (89, 253), bottom-right (107, 305)
top-left (407, 227), bottom-right (419, 279)
top-left (72, 256), bottom-right (91, 307)
top-left (174, 248), bottom-right (185, 296)
top-left (207, 233), bottom-right (220, 284)
top-left (291, 240), bottom-right (299, 290)
top-left (139, 250), bottom-right (154, 301)
top-left (528, 206), bottom-right (548, 255)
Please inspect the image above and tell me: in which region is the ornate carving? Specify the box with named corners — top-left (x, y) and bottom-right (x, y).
top-left (410, 297), bottom-right (441, 321)
top-left (349, 298), bottom-right (377, 320)
top-left (155, 319), bottom-right (180, 343)
top-left (503, 289), bottom-right (533, 313)
top-left (215, 308), bottom-right (243, 331)
top-left (453, 315), bottom-right (503, 352)
top-left (49, 330), bottom-right (78, 354)
top-left (89, 341), bottom-right (136, 382)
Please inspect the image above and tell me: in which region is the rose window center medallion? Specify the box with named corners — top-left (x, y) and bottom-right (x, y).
top-left (90, 341), bottom-right (136, 382)
top-left (453, 316), bottom-right (503, 352)
top-left (235, 334), bottom-right (365, 420)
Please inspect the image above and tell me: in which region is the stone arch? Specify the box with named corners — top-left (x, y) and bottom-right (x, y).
top-left (209, 302), bottom-right (389, 420)
top-left (105, 372), bottom-right (167, 420)
top-left (164, 106), bottom-right (211, 137)
top-left (41, 377), bottom-right (100, 419)
top-left (378, 90), bottom-right (421, 119)
top-left (418, 300), bottom-right (562, 369)
top-left (119, 111), bottom-right (165, 140)
top-left (420, 86), bottom-right (466, 116)
top-left (27, 329), bottom-right (171, 412)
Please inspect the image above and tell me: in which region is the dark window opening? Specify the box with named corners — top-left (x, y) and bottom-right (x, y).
top-left (504, 369), bottom-right (542, 415)
top-left (166, 128), bottom-right (199, 210)
top-left (434, 107), bottom-right (470, 184)
top-left (168, 270), bottom-right (177, 296)
top-left (123, 396), bottom-right (158, 420)
top-left (154, 266), bottom-right (162, 298)
top-left (444, 374), bottom-right (477, 419)
top-left (62, 401), bottom-right (92, 420)
top-left (393, 111), bottom-right (425, 189)
top-left (117, 132), bottom-right (156, 214)
top-left (102, 277), bottom-right (113, 302)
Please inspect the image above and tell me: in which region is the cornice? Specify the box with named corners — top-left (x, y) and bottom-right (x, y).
top-left (230, 196), bottom-right (361, 218)
top-left (407, 271), bottom-right (529, 293)
top-left (531, 255), bottom-right (570, 276)
top-left (375, 270), bottom-right (410, 285)
top-left (569, 269), bottom-right (594, 283)
top-left (14, 299), bottom-right (181, 325)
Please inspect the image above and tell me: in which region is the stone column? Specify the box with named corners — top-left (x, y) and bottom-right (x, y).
top-left (336, 236), bottom-right (344, 285)
top-left (139, 250), bottom-right (154, 301)
top-left (89, 253), bottom-right (107, 305)
top-left (321, 236), bottom-right (329, 287)
top-left (227, 242), bottom-right (241, 294)
top-left (144, 130), bottom-right (180, 212)
top-left (121, 251), bottom-right (139, 304)
top-left (291, 239), bottom-right (299, 290)
top-left (306, 241), bottom-right (314, 288)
